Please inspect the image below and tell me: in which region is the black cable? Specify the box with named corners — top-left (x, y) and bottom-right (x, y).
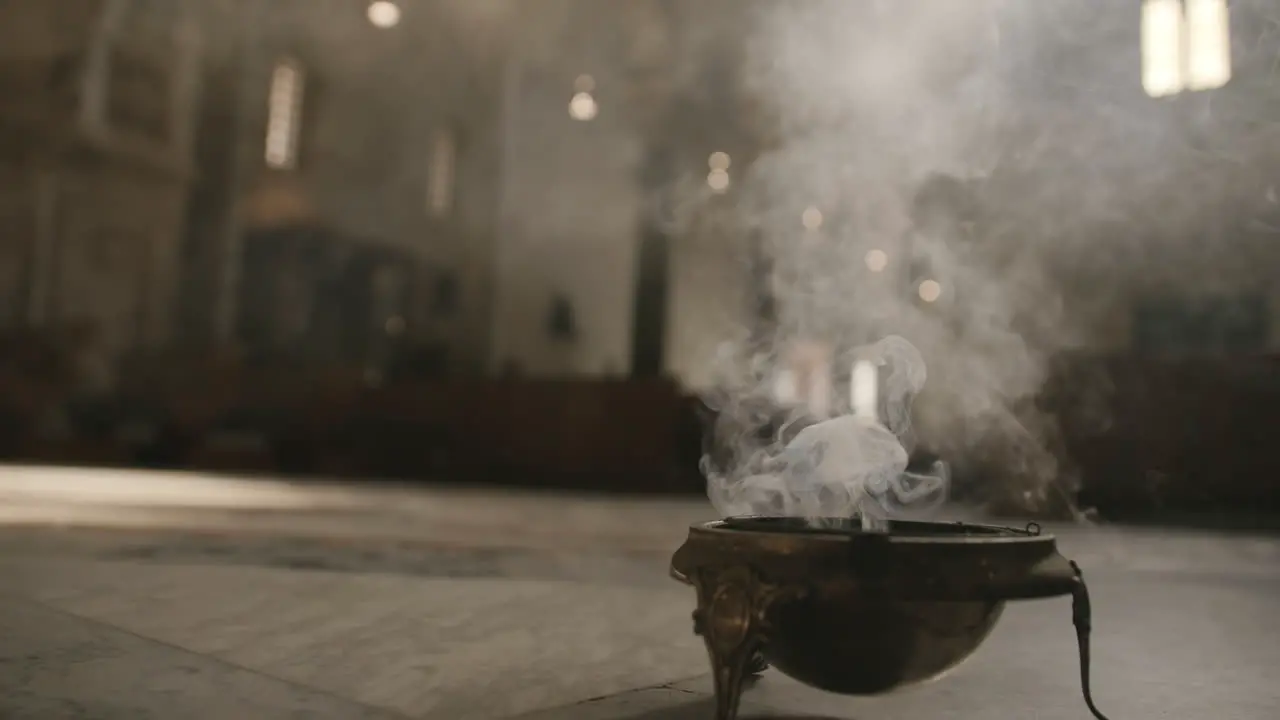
top-left (1070, 560), bottom-right (1113, 720)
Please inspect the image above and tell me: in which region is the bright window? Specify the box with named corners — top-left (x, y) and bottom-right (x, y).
top-left (1141, 0), bottom-right (1231, 98)
top-left (265, 58), bottom-right (305, 169)
top-left (427, 128), bottom-right (456, 217)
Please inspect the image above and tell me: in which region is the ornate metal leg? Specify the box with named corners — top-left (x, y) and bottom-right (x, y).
top-left (689, 565), bottom-right (804, 720)
top-left (702, 631), bottom-right (760, 720)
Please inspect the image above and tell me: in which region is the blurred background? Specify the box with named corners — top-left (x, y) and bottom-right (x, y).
top-left (0, 0), bottom-right (1276, 524)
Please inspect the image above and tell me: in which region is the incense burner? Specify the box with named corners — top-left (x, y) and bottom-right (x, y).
top-left (670, 517), bottom-right (1111, 720)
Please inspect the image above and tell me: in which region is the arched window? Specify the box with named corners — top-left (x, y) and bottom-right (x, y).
top-left (265, 57), bottom-right (305, 169)
top-left (426, 127), bottom-right (456, 218)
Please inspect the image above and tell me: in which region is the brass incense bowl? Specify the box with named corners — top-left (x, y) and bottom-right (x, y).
top-left (670, 517), bottom-right (1111, 720)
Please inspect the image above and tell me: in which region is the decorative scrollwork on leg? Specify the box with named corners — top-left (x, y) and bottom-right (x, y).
top-left (689, 565), bottom-right (806, 720)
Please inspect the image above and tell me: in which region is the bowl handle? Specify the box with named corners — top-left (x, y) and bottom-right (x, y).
top-left (1021, 552), bottom-right (1081, 597)
top-left (1070, 561), bottom-right (1114, 720)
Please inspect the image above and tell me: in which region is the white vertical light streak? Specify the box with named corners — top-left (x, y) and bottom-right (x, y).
top-left (265, 58), bottom-right (304, 169)
top-left (1142, 0), bottom-right (1185, 98)
top-left (427, 128), bottom-right (456, 217)
top-left (851, 360), bottom-right (878, 423)
top-left (1141, 0), bottom-right (1232, 98)
top-left (1185, 0), bottom-right (1232, 91)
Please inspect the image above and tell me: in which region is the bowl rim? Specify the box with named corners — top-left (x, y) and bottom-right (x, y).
top-left (698, 515), bottom-right (1057, 546)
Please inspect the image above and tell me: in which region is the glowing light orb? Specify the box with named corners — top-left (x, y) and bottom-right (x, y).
top-left (802, 206), bottom-right (823, 231)
top-left (569, 92), bottom-right (598, 121)
top-left (367, 1), bottom-right (401, 28)
top-left (707, 169), bottom-right (730, 193)
top-left (864, 249), bottom-right (888, 273)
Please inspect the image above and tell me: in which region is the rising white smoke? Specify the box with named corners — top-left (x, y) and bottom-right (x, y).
top-left (706, 335), bottom-right (949, 524)
top-left (698, 0), bottom-right (1207, 519)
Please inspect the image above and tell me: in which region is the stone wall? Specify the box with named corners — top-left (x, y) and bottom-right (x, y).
top-left (0, 0), bottom-right (196, 369)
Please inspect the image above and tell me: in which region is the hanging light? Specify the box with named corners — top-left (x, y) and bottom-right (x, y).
top-left (568, 92), bottom-right (598, 121)
top-left (568, 75), bottom-right (598, 121)
top-left (707, 169), bottom-right (730, 193)
top-left (864, 249), bottom-right (889, 273)
top-left (801, 206), bottom-right (823, 231)
top-left (367, 1), bottom-right (401, 29)
top-left (918, 279), bottom-right (942, 303)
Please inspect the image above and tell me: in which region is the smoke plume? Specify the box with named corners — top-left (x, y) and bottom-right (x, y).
top-left (705, 335), bottom-right (949, 523)
top-left (696, 0), bottom-right (1249, 519)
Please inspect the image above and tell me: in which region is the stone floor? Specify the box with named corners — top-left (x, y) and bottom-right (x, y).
top-left (1, 465), bottom-right (1278, 719)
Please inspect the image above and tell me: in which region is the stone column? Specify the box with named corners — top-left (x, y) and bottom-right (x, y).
top-left (212, 0), bottom-right (263, 344)
top-left (629, 144), bottom-right (674, 378)
top-left (78, 0), bottom-right (129, 137)
top-left (26, 170), bottom-right (60, 326)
